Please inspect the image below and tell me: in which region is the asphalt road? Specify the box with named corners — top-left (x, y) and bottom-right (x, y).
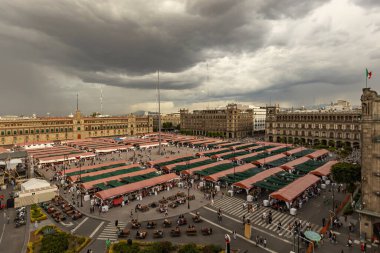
top-left (0, 208), bottom-right (28, 253)
top-left (75, 210), bottom-right (292, 253)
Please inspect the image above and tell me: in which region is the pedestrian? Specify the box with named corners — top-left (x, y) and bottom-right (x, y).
top-left (130, 209), bottom-right (133, 218)
top-left (115, 220), bottom-right (118, 228)
top-left (255, 235), bottom-right (260, 246)
top-left (165, 210), bottom-right (168, 217)
top-left (263, 238), bottom-right (267, 248)
top-left (233, 230), bottom-right (236, 239)
top-left (322, 217), bottom-right (326, 227)
top-left (242, 215), bottom-right (246, 225)
top-left (7, 215), bottom-right (9, 224)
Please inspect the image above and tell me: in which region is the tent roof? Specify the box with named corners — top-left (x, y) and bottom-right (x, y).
top-left (68, 163), bottom-right (140, 182)
top-left (181, 160), bottom-right (231, 175)
top-left (162, 157), bottom-right (210, 172)
top-left (146, 154), bottom-right (194, 167)
top-left (82, 168), bottom-right (157, 190)
top-left (307, 149), bottom-right (329, 159)
top-left (195, 148), bottom-right (229, 157)
top-left (233, 167), bottom-right (284, 190)
top-left (309, 160), bottom-right (338, 176)
top-left (63, 161), bottom-right (124, 175)
top-left (232, 150), bottom-right (264, 161)
top-left (253, 153), bottom-right (286, 165)
top-left (281, 156), bottom-right (311, 170)
top-left (269, 174), bottom-right (320, 202)
top-left (204, 163), bottom-right (256, 182)
top-left (21, 178), bottom-right (51, 191)
top-left (284, 147), bottom-right (307, 156)
top-left (95, 173), bottom-right (178, 200)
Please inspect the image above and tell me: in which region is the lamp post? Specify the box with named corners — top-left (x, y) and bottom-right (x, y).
top-left (187, 161), bottom-right (190, 209)
top-left (233, 149), bottom-right (236, 184)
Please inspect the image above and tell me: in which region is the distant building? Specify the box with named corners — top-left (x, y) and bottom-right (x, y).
top-left (265, 104), bottom-right (361, 148)
top-left (250, 106), bottom-right (266, 132)
top-left (358, 88), bottom-right (380, 242)
top-left (180, 104), bottom-right (254, 138)
top-left (152, 113), bottom-right (181, 131)
top-left (0, 110), bottom-right (153, 146)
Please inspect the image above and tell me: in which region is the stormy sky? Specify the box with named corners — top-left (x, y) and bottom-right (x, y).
top-left (0, 0), bottom-right (379, 116)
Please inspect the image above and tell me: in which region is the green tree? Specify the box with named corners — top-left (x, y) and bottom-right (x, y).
top-left (331, 162), bottom-right (361, 193)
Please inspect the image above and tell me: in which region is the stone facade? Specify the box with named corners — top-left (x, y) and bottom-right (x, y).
top-left (180, 104), bottom-right (254, 138)
top-left (153, 113), bottom-right (180, 131)
top-left (265, 105), bottom-right (361, 148)
top-left (358, 88), bottom-right (380, 241)
top-left (0, 110), bottom-right (153, 146)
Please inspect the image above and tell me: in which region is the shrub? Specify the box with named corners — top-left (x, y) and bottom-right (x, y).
top-left (111, 242), bottom-right (140, 253)
top-left (178, 243), bottom-right (200, 253)
top-left (202, 244), bottom-right (223, 253)
top-left (40, 232), bottom-right (69, 253)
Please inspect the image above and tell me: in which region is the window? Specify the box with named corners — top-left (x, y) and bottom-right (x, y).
top-left (41, 129), bottom-right (44, 133)
top-left (19, 130), bottom-right (23, 135)
top-left (77, 127), bottom-right (81, 131)
top-left (25, 130), bottom-right (28, 134)
top-left (51, 129), bottom-right (54, 133)
top-left (7, 131), bottom-right (10, 135)
top-left (46, 129), bottom-right (49, 133)
top-left (0, 131), bottom-right (3, 136)
top-left (13, 131), bottom-right (17, 135)
top-left (31, 130), bottom-right (34, 134)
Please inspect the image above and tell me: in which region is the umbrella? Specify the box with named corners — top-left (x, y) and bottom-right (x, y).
top-left (304, 231), bottom-right (322, 242)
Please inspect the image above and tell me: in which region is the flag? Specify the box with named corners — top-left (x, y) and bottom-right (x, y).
top-left (366, 68), bottom-right (372, 79)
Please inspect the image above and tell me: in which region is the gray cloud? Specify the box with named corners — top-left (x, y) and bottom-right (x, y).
top-left (0, 0), bottom-right (376, 115)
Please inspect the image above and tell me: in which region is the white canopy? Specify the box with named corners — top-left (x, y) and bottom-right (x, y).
top-left (21, 178), bottom-right (51, 191)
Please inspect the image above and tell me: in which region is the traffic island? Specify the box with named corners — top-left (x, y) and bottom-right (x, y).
top-left (27, 225), bottom-right (90, 253)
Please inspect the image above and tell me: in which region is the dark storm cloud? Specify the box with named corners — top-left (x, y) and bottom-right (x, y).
top-left (255, 0), bottom-right (331, 19)
top-left (77, 71), bottom-right (202, 90)
top-left (353, 0), bottom-right (380, 7)
top-left (0, 0), bottom-right (371, 114)
top-left (0, 0), bottom-right (266, 76)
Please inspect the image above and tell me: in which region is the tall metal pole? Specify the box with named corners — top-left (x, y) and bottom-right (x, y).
top-left (157, 70), bottom-right (162, 155)
top-left (187, 161), bottom-right (190, 209)
top-left (80, 160), bottom-right (83, 207)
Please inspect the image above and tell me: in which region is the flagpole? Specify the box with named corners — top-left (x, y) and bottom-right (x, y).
top-left (366, 74), bottom-right (367, 88)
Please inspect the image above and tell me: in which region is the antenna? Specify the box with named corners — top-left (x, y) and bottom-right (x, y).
top-left (207, 63), bottom-right (209, 109)
top-left (100, 88), bottom-right (103, 115)
top-left (76, 93), bottom-right (79, 111)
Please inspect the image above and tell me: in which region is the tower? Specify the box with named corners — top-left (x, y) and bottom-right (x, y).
top-left (358, 88), bottom-right (380, 242)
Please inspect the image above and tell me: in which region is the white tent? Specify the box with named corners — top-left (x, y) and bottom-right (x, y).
top-left (21, 178), bottom-right (51, 191)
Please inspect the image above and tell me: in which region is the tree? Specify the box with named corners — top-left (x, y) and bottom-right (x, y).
top-left (331, 162), bottom-right (361, 193)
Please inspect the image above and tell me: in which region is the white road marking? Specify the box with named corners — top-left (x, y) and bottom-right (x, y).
top-left (90, 221), bottom-right (105, 238)
top-left (203, 206), bottom-right (292, 245)
top-left (190, 212), bottom-right (278, 253)
top-left (60, 221), bottom-right (74, 227)
top-left (0, 223), bottom-right (5, 244)
top-left (70, 217), bottom-right (88, 233)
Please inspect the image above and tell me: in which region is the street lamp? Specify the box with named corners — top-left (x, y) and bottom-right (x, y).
top-left (186, 161), bottom-right (190, 209)
top-left (76, 156), bottom-right (83, 207)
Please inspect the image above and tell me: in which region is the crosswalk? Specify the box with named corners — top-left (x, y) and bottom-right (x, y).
top-left (209, 196), bottom-right (322, 239)
top-left (97, 221), bottom-right (128, 241)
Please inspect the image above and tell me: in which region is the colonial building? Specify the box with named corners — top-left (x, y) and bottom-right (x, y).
top-left (152, 113), bottom-right (181, 131)
top-left (0, 110), bottom-right (153, 146)
top-left (265, 105), bottom-right (361, 148)
top-left (358, 88), bottom-right (380, 241)
top-left (180, 104), bottom-right (254, 138)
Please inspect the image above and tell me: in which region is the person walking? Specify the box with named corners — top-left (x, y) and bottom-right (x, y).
top-left (233, 230), bottom-right (237, 239)
top-left (115, 220), bottom-right (119, 228)
top-left (165, 210), bottom-right (168, 217)
top-left (263, 238), bottom-right (267, 248)
top-left (322, 217), bottom-right (326, 227)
